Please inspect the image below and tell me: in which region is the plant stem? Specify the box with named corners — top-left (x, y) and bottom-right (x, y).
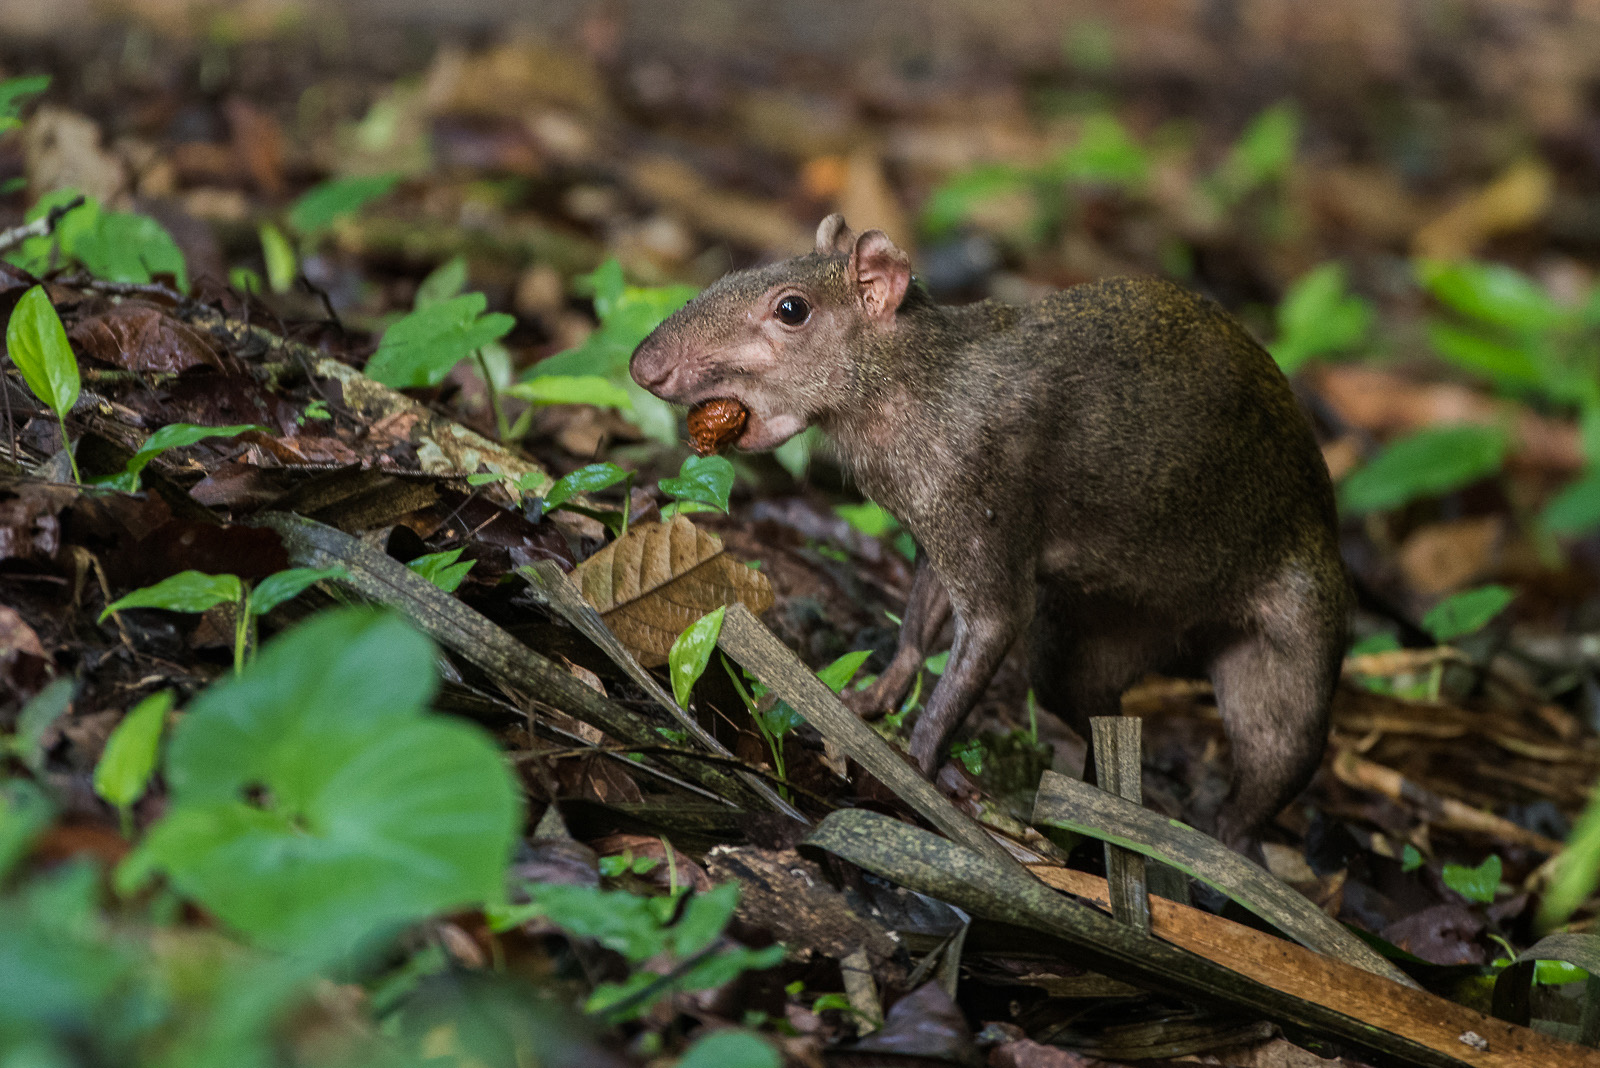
top-left (57, 414), bottom-right (81, 485)
top-left (475, 350), bottom-right (510, 442)
top-left (234, 592), bottom-right (251, 674)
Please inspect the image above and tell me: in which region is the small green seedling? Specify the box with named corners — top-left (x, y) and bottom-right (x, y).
top-left (4, 677), bottom-right (74, 774)
top-left (531, 462), bottom-right (636, 537)
top-left (949, 738), bottom-right (986, 775)
top-left (363, 291), bottom-right (515, 390)
top-left (0, 74), bottom-right (48, 134)
top-left (523, 258), bottom-right (697, 445)
top-left (1268, 263), bottom-right (1373, 374)
top-left (1339, 424), bottom-right (1508, 516)
top-left (5, 285), bottom-right (81, 483)
top-left (1442, 854), bottom-right (1502, 904)
top-left (1416, 584), bottom-right (1515, 700)
top-left (92, 690), bottom-right (173, 837)
top-left (1401, 844), bottom-right (1425, 872)
top-left (488, 879), bottom-right (783, 1022)
top-left (8, 189), bottom-right (188, 290)
top-left (285, 173), bottom-right (399, 237)
top-left (721, 648), bottom-right (870, 799)
top-left (98, 422), bottom-right (264, 493)
top-left (99, 566), bottom-right (347, 672)
top-left (660, 454), bottom-right (735, 517)
top-left (598, 851), bottom-right (661, 879)
top-left (406, 548), bottom-right (475, 593)
top-left (258, 222), bottom-right (297, 294)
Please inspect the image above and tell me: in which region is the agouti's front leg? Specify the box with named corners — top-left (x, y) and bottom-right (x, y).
top-left (844, 553), bottom-right (950, 719)
top-left (906, 581), bottom-right (1032, 774)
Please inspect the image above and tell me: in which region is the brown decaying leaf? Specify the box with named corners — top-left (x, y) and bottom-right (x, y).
top-left (573, 515), bottom-right (773, 667)
top-left (68, 302), bottom-right (223, 373)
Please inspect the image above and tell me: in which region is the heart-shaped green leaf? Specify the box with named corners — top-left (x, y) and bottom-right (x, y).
top-left (659, 455), bottom-right (734, 513)
top-left (118, 609), bottom-right (520, 953)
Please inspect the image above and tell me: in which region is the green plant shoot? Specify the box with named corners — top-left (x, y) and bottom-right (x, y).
top-left (364, 291), bottom-right (516, 389)
top-left (100, 422), bottom-right (264, 492)
top-left (407, 548), bottom-right (475, 592)
top-left (669, 606), bottom-right (727, 708)
top-left (6, 285), bottom-right (81, 483)
top-left (1441, 854), bottom-right (1501, 904)
top-left (93, 690), bottom-right (173, 835)
top-left (660, 454), bottom-right (735, 516)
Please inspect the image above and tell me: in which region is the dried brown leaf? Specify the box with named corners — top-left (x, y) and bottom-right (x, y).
top-left (573, 515), bottom-right (773, 667)
top-left (68, 302), bottom-right (223, 373)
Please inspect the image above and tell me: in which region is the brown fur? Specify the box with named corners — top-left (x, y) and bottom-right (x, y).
top-left (631, 215), bottom-right (1350, 848)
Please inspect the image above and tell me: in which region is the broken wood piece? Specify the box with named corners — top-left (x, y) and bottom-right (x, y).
top-left (807, 808), bottom-right (1599, 1068)
top-left (1491, 932), bottom-right (1600, 1045)
top-left (716, 603), bottom-right (1021, 871)
top-left (1091, 716), bottom-right (1151, 934)
top-left (1032, 770), bottom-right (1409, 985)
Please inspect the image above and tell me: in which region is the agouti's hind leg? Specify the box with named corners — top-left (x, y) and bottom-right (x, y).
top-left (1208, 596), bottom-right (1343, 850)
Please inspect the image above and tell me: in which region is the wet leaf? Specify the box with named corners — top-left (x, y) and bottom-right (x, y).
top-left (573, 516), bottom-right (773, 667)
top-left (659, 455), bottom-right (734, 514)
top-left (668, 606), bottom-right (725, 707)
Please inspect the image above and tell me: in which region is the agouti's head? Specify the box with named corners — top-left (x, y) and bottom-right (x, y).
top-left (630, 214), bottom-right (911, 451)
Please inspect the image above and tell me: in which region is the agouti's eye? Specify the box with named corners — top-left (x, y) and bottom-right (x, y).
top-left (776, 295), bottom-right (811, 326)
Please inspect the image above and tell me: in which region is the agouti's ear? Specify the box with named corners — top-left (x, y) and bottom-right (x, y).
top-left (815, 213), bottom-right (856, 255)
top-left (848, 230), bottom-right (911, 321)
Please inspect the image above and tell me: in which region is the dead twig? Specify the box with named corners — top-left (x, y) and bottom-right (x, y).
top-left (0, 194), bottom-right (87, 256)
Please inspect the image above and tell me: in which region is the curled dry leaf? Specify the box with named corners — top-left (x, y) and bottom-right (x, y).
top-left (68, 301), bottom-right (223, 373)
top-left (572, 514), bottom-right (773, 667)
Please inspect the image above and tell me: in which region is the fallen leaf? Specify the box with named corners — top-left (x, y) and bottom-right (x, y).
top-left (1397, 517), bottom-right (1503, 596)
top-left (23, 106), bottom-right (126, 204)
top-left (573, 515), bottom-right (773, 667)
top-left (69, 301), bottom-right (223, 373)
top-left (1412, 159), bottom-right (1552, 260)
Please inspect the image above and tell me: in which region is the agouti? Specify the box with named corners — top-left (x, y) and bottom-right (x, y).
top-left (630, 214), bottom-right (1349, 848)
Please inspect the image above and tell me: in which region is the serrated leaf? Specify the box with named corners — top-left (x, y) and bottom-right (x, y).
top-left (669, 606), bottom-right (726, 708)
top-left (93, 690), bottom-right (173, 810)
top-left (6, 285), bottom-right (79, 417)
top-left (1338, 424), bottom-right (1507, 515)
top-left (99, 571), bottom-right (243, 622)
top-left (573, 516), bottom-right (773, 667)
top-left (364, 292), bottom-right (516, 388)
top-left (1421, 584), bottom-right (1514, 643)
top-left (250, 566), bottom-right (348, 616)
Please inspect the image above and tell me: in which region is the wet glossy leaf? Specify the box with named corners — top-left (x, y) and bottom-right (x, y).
top-left (669, 606), bottom-right (726, 707)
top-left (659, 455), bottom-right (734, 513)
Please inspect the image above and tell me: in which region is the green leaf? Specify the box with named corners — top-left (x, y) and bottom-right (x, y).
top-left (1421, 584), bottom-right (1515, 644)
top-left (406, 549), bottom-right (475, 593)
top-left (670, 606), bottom-right (727, 708)
top-left (1270, 263), bottom-right (1373, 374)
top-left (660, 455), bottom-right (735, 514)
top-left (815, 650), bottom-right (871, 694)
top-left (920, 162), bottom-right (1038, 240)
top-left (259, 222), bottom-right (297, 294)
top-left (1338, 424), bottom-right (1507, 515)
top-left (834, 501), bottom-right (899, 538)
top-left (286, 173), bottom-right (399, 235)
top-left (0, 780), bottom-right (54, 881)
top-left (1542, 472), bottom-right (1600, 536)
top-left (112, 422), bottom-right (264, 492)
top-left (1401, 844), bottom-right (1424, 872)
top-left (364, 293), bottom-right (516, 389)
top-left (1543, 776), bottom-right (1600, 927)
top-left (1051, 113), bottom-right (1149, 188)
top-left (1348, 632), bottom-right (1401, 657)
top-left (93, 690), bottom-right (173, 811)
top-left (100, 571), bottom-right (242, 622)
top-left (677, 1029), bottom-right (781, 1068)
top-left (545, 462), bottom-right (631, 510)
top-left (249, 566), bottom-right (347, 616)
top-left (5, 285), bottom-right (79, 417)
top-left (7, 191), bottom-right (188, 290)
top-left (505, 882), bottom-right (670, 962)
top-left (1424, 322), bottom-right (1543, 390)
top-left (0, 74), bottom-right (49, 133)
top-left (670, 881), bottom-right (739, 957)
top-left (118, 608), bottom-right (520, 952)
top-left (415, 255), bottom-right (468, 308)
top-left (10, 677), bottom-right (73, 775)
top-left (528, 262), bottom-right (696, 380)
top-left (1213, 102), bottom-right (1299, 204)
top-left (504, 375), bottom-right (631, 409)
top-left (1441, 854), bottom-right (1501, 904)
top-left (1417, 259), bottom-right (1565, 332)
top-left (1536, 960), bottom-right (1589, 985)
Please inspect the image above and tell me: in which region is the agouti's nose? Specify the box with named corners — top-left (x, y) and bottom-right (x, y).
top-left (630, 337), bottom-right (675, 390)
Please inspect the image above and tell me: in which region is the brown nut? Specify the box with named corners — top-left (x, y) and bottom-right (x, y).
top-left (687, 398), bottom-right (749, 456)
